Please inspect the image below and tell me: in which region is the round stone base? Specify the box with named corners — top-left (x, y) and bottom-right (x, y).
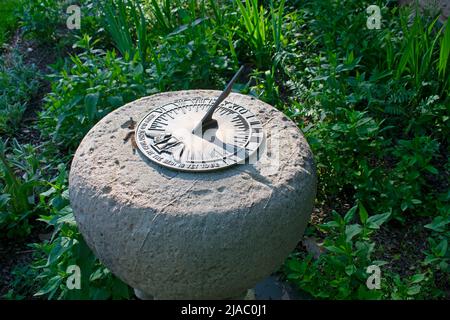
top-left (69, 90), bottom-right (317, 299)
top-left (134, 288), bottom-right (154, 300)
top-left (134, 287), bottom-right (252, 300)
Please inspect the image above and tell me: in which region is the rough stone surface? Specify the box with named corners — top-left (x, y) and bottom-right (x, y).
top-left (69, 90), bottom-right (317, 299)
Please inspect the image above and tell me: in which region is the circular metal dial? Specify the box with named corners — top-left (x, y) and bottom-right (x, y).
top-left (135, 97), bottom-right (264, 172)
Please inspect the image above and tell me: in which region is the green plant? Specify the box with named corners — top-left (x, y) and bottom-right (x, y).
top-left (394, 12), bottom-right (449, 92)
top-left (39, 35), bottom-right (148, 149)
top-left (145, 0), bottom-right (180, 34)
top-left (280, 1), bottom-right (449, 298)
top-left (0, 139), bottom-right (43, 238)
top-left (390, 137), bottom-right (440, 212)
top-left (29, 164), bottom-right (132, 299)
top-left (352, 135), bottom-right (442, 221)
top-left (19, 0), bottom-right (64, 42)
top-left (285, 204), bottom-right (391, 299)
top-left (2, 263), bottom-right (39, 300)
top-left (234, 0), bottom-right (285, 69)
top-left (19, 0), bottom-right (100, 47)
top-left (248, 65), bottom-right (281, 105)
top-left (424, 197), bottom-right (450, 274)
top-left (0, 52), bottom-right (40, 135)
top-left (305, 106), bottom-right (386, 201)
top-left (0, 0), bottom-right (21, 45)
top-left (387, 272), bottom-right (439, 299)
top-left (2, 0), bottom-right (448, 300)
top-left (101, 0), bottom-right (151, 66)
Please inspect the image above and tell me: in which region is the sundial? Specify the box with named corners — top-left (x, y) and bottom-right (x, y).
top-left (69, 68), bottom-right (317, 299)
top-left (135, 66), bottom-right (264, 172)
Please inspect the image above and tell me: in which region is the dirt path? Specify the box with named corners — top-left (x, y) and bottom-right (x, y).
top-left (2, 30), bottom-right (59, 145)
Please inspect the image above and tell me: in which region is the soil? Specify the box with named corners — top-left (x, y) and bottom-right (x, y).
top-left (374, 215), bottom-right (450, 298)
top-left (2, 30), bottom-right (58, 146)
top-left (373, 216), bottom-right (431, 276)
top-left (0, 224), bottom-right (48, 298)
top-left (0, 238), bottom-right (34, 298)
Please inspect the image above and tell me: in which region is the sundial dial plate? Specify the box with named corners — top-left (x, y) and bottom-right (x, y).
top-left (135, 97), bottom-right (264, 172)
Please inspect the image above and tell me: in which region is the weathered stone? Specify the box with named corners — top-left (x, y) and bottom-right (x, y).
top-left (69, 90), bottom-right (317, 299)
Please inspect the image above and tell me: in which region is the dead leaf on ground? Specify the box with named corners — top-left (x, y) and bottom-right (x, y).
top-left (302, 237), bottom-right (325, 259)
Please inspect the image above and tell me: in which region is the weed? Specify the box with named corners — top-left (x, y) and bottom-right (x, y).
top-left (0, 52), bottom-right (40, 135)
top-left (0, 139), bottom-right (43, 238)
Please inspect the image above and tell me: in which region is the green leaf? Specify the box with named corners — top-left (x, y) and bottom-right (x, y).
top-left (46, 237), bottom-right (74, 267)
top-left (167, 17), bottom-right (208, 37)
top-left (286, 258), bottom-right (304, 273)
top-left (34, 275), bottom-right (62, 297)
top-left (435, 239), bottom-right (448, 257)
top-left (366, 211), bottom-right (391, 229)
top-left (401, 201), bottom-right (408, 211)
top-left (320, 220), bottom-right (340, 229)
top-left (438, 260), bottom-right (448, 271)
top-left (55, 208), bottom-right (75, 226)
top-left (324, 245), bottom-right (347, 255)
top-left (133, 63), bottom-right (144, 76)
top-left (345, 224), bottom-right (362, 242)
top-left (372, 260), bottom-right (389, 266)
top-left (40, 187), bottom-right (56, 198)
top-left (111, 278), bottom-right (131, 299)
top-left (344, 205), bottom-right (357, 224)
top-left (410, 273), bottom-right (425, 284)
top-left (424, 216), bottom-right (450, 233)
top-left (345, 264), bottom-right (356, 276)
top-left (424, 255), bottom-right (439, 265)
top-left (107, 95), bottom-right (124, 108)
top-left (90, 268), bottom-right (106, 281)
top-left (84, 92), bottom-right (100, 122)
top-left (407, 284), bottom-right (421, 296)
top-left (358, 202), bottom-right (368, 224)
top-left (425, 165), bottom-right (438, 174)
top-left (286, 273), bottom-right (301, 280)
top-left (91, 287), bottom-right (111, 300)
top-left (356, 285), bottom-right (383, 299)
top-left (438, 20), bottom-right (450, 77)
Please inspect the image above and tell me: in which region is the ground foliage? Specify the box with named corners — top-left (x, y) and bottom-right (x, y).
top-left (0, 0), bottom-right (448, 299)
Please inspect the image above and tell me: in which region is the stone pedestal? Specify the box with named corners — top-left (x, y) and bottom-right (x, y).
top-left (69, 90), bottom-right (317, 299)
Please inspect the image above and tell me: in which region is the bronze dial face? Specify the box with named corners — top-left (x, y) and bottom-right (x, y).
top-left (135, 97), bottom-right (264, 172)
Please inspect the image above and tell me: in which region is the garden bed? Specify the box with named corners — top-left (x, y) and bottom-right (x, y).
top-left (0, 0), bottom-right (448, 300)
